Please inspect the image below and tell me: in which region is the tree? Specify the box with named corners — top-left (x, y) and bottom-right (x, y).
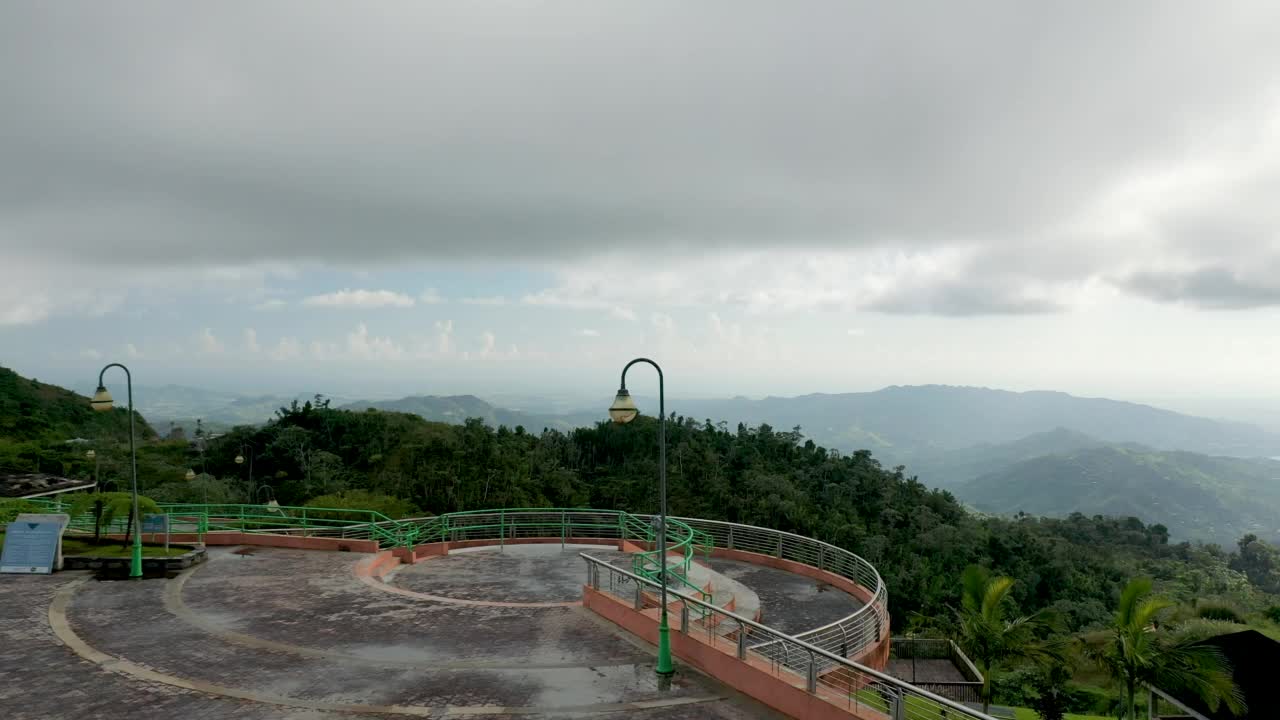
top-left (1082, 578), bottom-right (1244, 720)
top-left (65, 492), bottom-right (160, 545)
top-left (953, 565), bottom-right (1060, 714)
top-left (1026, 663), bottom-right (1072, 720)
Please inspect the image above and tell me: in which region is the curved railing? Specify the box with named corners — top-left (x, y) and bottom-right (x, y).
top-left (582, 554), bottom-right (992, 720)
top-left (646, 516), bottom-right (890, 664)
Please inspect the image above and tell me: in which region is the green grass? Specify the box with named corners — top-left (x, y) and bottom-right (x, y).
top-left (0, 532), bottom-right (191, 558)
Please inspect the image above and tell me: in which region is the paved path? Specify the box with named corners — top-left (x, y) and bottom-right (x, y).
top-left (0, 546), bottom-right (782, 719)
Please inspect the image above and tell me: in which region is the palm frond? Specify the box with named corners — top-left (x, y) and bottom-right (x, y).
top-left (982, 576), bottom-right (1016, 621)
top-left (961, 565), bottom-right (989, 612)
top-left (1117, 577), bottom-right (1154, 625)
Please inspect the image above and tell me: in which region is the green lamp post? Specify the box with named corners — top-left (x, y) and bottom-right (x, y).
top-left (609, 357), bottom-right (674, 676)
top-left (90, 363), bottom-right (142, 579)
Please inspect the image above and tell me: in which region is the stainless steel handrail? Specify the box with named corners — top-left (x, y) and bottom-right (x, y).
top-left (643, 515), bottom-right (890, 662)
top-left (582, 553), bottom-right (995, 720)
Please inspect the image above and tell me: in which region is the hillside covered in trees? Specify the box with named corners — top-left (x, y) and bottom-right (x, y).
top-left (8, 370), bottom-right (1277, 633)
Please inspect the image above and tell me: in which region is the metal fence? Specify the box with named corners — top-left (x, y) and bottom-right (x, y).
top-left (656, 516), bottom-right (890, 666)
top-left (889, 638), bottom-right (984, 704)
top-left (583, 554), bottom-right (995, 720)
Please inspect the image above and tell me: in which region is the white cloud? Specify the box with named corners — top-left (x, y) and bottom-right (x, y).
top-left (574, 328), bottom-right (601, 337)
top-left (419, 288), bottom-right (445, 304)
top-left (346, 323), bottom-right (403, 360)
top-left (268, 336), bottom-right (302, 361)
top-left (651, 313), bottom-right (675, 332)
top-left (79, 348), bottom-right (101, 360)
top-left (198, 328), bottom-right (224, 354)
top-left (301, 289), bottom-right (415, 308)
top-left (242, 328), bottom-right (260, 354)
top-left (611, 306), bottom-right (637, 322)
top-left (434, 319), bottom-right (454, 355)
top-left (461, 295), bottom-right (507, 306)
top-left (254, 298), bottom-right (287, 311)
top-left (709, 312), bottom-right (742, 345)
top-left (847, 328), bottom-right (867, 337)
top-left (124, 343), bottom-right (142, 359)
top-left (479, 330), bottom-right (497, 358)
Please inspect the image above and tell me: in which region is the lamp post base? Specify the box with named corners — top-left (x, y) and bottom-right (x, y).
top-left (130, 536), bottom-right (143, 579)
top-left (656, 613), bottom-right (674, 676)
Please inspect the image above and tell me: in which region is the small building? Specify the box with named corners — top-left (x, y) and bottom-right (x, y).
top-left (885, 637), bottom-right (984, 705)
top-left (0, 471), bottom-right (96, 500)
top-left (1150, 629), bottom-right (1280, 720)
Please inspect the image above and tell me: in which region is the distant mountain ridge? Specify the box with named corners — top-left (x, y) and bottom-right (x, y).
top-left (339, 395), bottom-right (580, 432)
top-left (951, 442), bottom-right (1280, 545)
top-left (664, 385), bottom-right (1280, 461)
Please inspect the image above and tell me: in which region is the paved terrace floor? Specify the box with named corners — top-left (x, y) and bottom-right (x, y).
top-left (706, 558), bottom-right (864, 635)
top-left (1, 546), bottom-right (785, 720)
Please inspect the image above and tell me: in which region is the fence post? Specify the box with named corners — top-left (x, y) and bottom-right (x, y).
top-left (892, 687), bottom-right (906, 720)
top-left (680, 604), bottom-right (689, 634)
top-left (499, 510), bottom-right (505, 551)
top-left (727, 526), bottom-right (734, 550)
top-left (775, 533), bottom-right (783, 558)
top-left (634, 583), bottom-right (644, 610)
top-left (561, 510), bottom-right (567, 549)
top-left (736, 623), bottom-right (748, 659)
top-left (301, 508), bottom-right (308, 537)
top-left (806, 652), bottom-right (818, 693)
top-left (818, 545), bottom-right (825, 571)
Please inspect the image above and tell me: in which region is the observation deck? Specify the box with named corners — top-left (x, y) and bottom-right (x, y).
top-left (1, 503), bottom-right (994, 720)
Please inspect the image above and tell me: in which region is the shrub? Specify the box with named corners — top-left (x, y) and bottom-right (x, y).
top-left (1196, 602), bottom-right (1245, 624)
top-left (0, 498), bottom-right (41, 525)
top-left (1265, 605), bottom-right (1280, 624)
top-left (303, 490), bottom-right (418, 519)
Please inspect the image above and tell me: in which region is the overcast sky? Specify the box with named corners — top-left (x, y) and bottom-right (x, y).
top-left (4, 2), bottom-right (1280, 410)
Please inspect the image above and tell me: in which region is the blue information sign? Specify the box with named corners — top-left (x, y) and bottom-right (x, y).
top-left (142, 514), bottom-right (169, 533)
top-left (1, 521), bottom-right (62, 574)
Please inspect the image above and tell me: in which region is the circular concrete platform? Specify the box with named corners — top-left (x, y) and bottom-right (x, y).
top-left (2, 546), bottom-right (785, 720)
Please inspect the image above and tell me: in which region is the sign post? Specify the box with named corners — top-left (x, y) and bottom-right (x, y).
top-left (143, 514), bottom-right (170, 554)
top-left (2, 513), bottom-right (70, 574)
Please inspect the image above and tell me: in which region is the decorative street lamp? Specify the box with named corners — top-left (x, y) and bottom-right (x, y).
top-left (185, 469), bottom-right (196, 481)
top-left (608, 357), bottom-right (673, 677)
top-left (235, 444), bottom-right (254, 502)
top-left (86, 449), bottom-right (99, 489)
top-left (90, 363), bottom-right (142, 579)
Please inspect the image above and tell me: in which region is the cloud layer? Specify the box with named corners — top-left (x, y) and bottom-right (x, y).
top-left (2, 4), bottom-right (1279, 310)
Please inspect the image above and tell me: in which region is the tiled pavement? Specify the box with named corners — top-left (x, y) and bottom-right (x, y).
top-left (0, 547), bottom-right (782, 719)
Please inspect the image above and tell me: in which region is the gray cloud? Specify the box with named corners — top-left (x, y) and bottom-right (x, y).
top-left (1121, 267), bottom-right (1280, 309)
top-left (2, 2), bottom-right (1280, 313)
top-left (868, 282), bottom-right (1062, 316)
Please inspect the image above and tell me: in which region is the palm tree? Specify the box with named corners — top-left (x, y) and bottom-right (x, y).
top-left (66, 491), bottom-right (160, 546)
top-left (1082, 577), bottom-right (1244, 720)
top-left (953, 565), bottom-right (1061, 713)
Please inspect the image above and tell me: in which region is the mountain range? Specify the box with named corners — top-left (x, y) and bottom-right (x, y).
top-left (92, 379), bottom-right (1280, 544)
top-left (950, 437), bottom-right (1280, 545)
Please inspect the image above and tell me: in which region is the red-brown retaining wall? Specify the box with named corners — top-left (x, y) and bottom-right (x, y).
top-left (584, 586), bottom-right (879, 720)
